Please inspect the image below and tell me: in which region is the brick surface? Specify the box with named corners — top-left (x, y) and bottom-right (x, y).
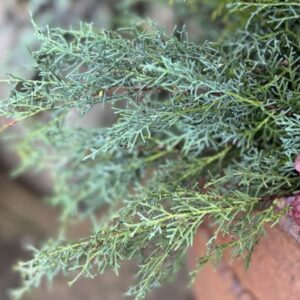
top-left (231, 226), bottom-right (300, 300)
top-left (189, 230), bottom-right (236, 300)
top-left (191, 226), bottom-right (300, 300)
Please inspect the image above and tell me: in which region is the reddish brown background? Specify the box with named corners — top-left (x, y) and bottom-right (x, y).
top-left (190, 223), bottom-right (300, 300)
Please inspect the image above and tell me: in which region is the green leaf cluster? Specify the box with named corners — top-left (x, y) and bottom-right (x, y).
top-left (1, 0), bottom-right (300, 299)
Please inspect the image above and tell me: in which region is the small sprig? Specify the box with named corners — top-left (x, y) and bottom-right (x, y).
top-left (12, 189), bottom-right (284, 300)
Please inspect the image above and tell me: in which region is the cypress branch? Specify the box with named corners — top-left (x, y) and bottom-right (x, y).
top-left (1, 0), bottom-right (300, 299)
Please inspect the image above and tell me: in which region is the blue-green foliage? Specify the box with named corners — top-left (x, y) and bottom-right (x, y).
top-left (1, 1), bottom-right (300, 299)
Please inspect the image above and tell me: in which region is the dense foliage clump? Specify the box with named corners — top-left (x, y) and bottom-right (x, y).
top-left (1, 1), bottom-right (300, 299)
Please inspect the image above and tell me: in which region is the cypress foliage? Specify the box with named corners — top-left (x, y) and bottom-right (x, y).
top-left (1, 1), bottom-right (300, 299)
